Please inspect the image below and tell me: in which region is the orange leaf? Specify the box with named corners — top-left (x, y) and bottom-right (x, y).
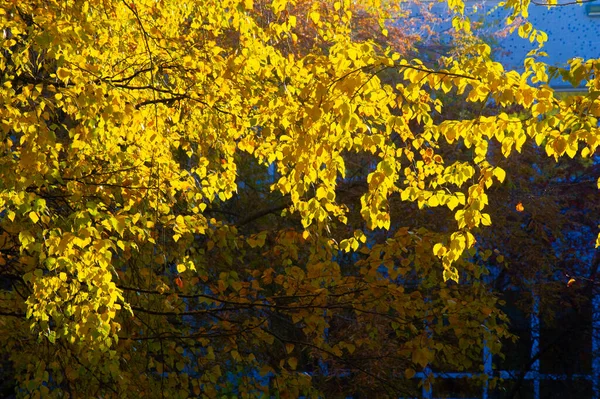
top-left (175, 276), bottom-right (184, 289)
top-left (515, 202), bottom-right (524, 212)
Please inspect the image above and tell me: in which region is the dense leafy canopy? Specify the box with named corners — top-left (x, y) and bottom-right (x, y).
top-left (1, 0), bottom-right (599, 397)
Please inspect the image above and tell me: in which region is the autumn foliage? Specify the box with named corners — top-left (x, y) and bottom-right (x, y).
top-left (0, 0), bottom-right (599, 397)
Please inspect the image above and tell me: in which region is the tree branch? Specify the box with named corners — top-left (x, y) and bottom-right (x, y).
top-left (238, 201), bottom-right (292, 226)
top-left (0, 310), bottom-right (26, 318)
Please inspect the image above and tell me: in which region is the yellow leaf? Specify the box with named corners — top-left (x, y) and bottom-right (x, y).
top-left (446, 196), bottom-right (459, 211)
top-left (177, 263), bottom-right (186, 273)
top-left (339, 239), bottom-right (350, 252)
top-left (553, 136), bottom-right (567, 156)
top-left (412, 348), bottom-right (430, 368)
top-left (29, 211), bottom-right (39, 224)
top-left (427, 195), bottom-right (439, 207)
top-left (271, 0), bottom-right (287, 13)
top-left (285, 344), bottom-right (294, 354)
top-left (493, 167), bottom-right (506, 183)
top-left (287, 357), bottom-right (298, 370)
top-left (582, 147), bottom-right (591, 158)
top-left (316, 186), bottom-right (327, 200)
top-left (56, 68), bottom-right (70, 80)
top-left (443, 266), bottom-right (459, 283)
top-left (433, 243), bottom-right (446, 257)
top-left (481, 213), bottom-right (491, 226)
top-left (309, 11), bottom-right (320, 24)
top-left (346, 343), bottom-right (356, 354)
top-left (354, 230), bottom-right (366, 243)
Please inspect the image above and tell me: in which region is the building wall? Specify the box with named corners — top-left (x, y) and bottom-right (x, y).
top-left (408, 1), bottom-right (600, 88)
top-left (488, 1), bottom-right (600, 82)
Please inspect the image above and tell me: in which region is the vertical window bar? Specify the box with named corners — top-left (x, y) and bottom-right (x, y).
top-left (482, 335), bottom-right (493, 399)
top-left (592, 293), bottom-right (600, 399)
top-left (422, 366), bottom-right (433, 399)
top-left (531, 293), bottom-right (540, 399)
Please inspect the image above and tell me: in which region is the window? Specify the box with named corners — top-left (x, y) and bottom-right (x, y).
top-left (403, 291), bottom-right (600, 399)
